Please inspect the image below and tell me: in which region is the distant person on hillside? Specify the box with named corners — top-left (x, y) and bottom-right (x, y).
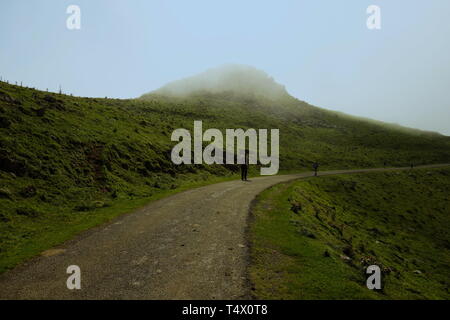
top-left (313, 162), bottom-right (319, 176)
top-left (410, 163), bottom-right (414, 169)
top-left (241, 149), bottom-right (249, 181)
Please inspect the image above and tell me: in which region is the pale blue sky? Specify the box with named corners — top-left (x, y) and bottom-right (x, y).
top-left (1, 0), bottom-right (449, 135)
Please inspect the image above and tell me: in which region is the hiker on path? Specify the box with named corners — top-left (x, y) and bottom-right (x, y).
top-left (313, 162), bottom-right (319, 176)
top-left (241, 150), bottom-right (249, 181)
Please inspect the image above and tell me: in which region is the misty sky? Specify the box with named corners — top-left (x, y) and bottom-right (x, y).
top-left (0, 1), bottom-right (449, 135)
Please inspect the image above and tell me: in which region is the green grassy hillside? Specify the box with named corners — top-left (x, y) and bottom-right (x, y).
top-left (0, 74), bottom-right (449, 273)
top-left (248, 167), bottom-right (450, 299)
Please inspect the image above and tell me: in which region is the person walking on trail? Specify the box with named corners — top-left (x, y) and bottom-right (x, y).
top-left (313, 162), bottom-right (319, 176)
top-left (241, 149), bottom-right (249, 181)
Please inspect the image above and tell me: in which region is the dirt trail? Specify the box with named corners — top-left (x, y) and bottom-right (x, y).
top-left (0, 164), bottom-right (448, 299)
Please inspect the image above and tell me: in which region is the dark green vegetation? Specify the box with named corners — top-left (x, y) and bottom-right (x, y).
top-left (249, 167), bottom-right (450, 299)
top-left (1, 66), bottom-right (449, 273)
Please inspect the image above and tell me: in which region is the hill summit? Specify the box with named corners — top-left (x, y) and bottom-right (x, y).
top-left (147, 64), bottom-right (289, 100)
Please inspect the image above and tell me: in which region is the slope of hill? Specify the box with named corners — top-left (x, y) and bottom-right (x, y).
top-left (249, 167), bottom-right (450, 299)
top-left (0, 66), bottom-right (449, 272)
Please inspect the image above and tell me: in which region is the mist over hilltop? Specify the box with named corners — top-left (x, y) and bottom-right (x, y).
top-left (145, 64), bottom-right (290, 100)
top-left (140, 64), bottom-right (446, 137)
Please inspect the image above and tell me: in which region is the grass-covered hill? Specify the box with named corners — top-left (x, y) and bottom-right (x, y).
top-left (0, 65), bottom-right (449, 272)
top-left (248, 167), bottom-right (450, 299)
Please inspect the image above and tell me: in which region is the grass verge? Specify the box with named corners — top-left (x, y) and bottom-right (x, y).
top-left (248, 167), bottom-right (450, 299)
